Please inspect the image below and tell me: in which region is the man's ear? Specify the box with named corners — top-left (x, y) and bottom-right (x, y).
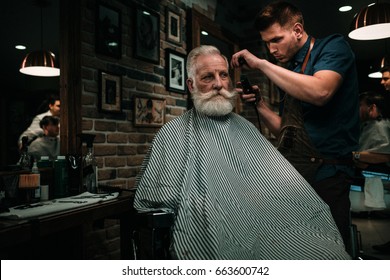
top-left (293, 23), bottom-right (304, 39)
top-left (186, 78), bottom-right (194, 92)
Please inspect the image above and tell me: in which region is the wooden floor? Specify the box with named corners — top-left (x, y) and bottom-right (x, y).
top-left (352, 210), bottom-right (390, 260)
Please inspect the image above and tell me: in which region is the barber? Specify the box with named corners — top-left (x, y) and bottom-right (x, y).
top-left (231, 1), bottom-right (359, 247)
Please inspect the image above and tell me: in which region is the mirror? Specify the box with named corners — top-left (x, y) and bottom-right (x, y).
top-left (0, 0), bottom-right (81, 168)
top-left (0, 0), bottom-right (60, 167)
top-left (188, 9), bottom-right (240, 110)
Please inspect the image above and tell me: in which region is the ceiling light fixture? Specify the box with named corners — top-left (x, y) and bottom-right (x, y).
top-left (15, 45), bottom-right (26, 50)
top-left (339, 6), bottom-right (352, 12)
top-left (368, 55), bottom-right (389, 78)
top-left (19, 0), bottom-right (59, 77)
top-left (349, 2), bottom-right (390, 40)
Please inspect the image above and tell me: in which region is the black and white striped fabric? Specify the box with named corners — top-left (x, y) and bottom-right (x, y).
top-left (133, 109), bottom-right (351, 260)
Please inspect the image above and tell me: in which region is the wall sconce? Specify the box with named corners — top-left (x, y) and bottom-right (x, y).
top-left (349, 2), bottom-right (390, 40)
top-left (19, 1), bottom-right (59, 77)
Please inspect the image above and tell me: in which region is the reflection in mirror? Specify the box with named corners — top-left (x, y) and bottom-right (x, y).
top-left (0, 0), bottom-right (59, 168)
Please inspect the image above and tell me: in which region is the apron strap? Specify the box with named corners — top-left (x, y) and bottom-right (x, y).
top-left (301, 37), bottom-right (315, 74)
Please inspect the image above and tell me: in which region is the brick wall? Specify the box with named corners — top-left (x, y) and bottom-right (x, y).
top-left (81, 0), bottom-right (189, 190)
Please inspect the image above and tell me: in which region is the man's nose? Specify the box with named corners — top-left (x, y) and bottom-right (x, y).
top-left (267, 43), bottom-right (276, 54)
top-left (213, 76), bottom-right (223, 89)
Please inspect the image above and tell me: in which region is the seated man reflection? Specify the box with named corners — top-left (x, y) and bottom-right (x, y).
top-left (18, 94), bottom-right (60, 148)
top-left (28, 116), bottom-right (60, 161)
top-left (133, 45), bottom-right (350, 260)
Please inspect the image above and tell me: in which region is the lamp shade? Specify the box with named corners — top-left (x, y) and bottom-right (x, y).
top-left (20, 50), bottom-right (60, 77)
top-left (349, 2), bottom-right (390, 40)
top-left (369, 55), bottom-right (389, 78)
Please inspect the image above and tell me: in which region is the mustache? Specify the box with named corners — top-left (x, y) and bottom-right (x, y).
top-left (198, 88), bottom-right (237, 101)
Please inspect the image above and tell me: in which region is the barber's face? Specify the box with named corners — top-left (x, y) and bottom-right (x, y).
top-left (187, 54), bottom-right (236, 116)
top-left (260, 22), bottom-right (302, 63)
top-left (381, 71), bottom-right (390, 92)
top-left (49, 100), bottom-right (61, 117)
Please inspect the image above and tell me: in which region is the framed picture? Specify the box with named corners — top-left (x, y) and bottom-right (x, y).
top-left (165, 49), bottom-right (186, 94)
top-left (166, 8), bottom-right (181, 44)
top-left (134, 6), bottom-right (160, 64)
top-left (99, 71), bottom-right (122, 113)
top-left (95, 2), bottom-right (121, 58)
top-left (134, 96), bottom-right (166, 127)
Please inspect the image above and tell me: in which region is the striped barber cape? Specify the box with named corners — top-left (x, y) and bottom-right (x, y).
top-left (133, 109), bottom-right (351, 260)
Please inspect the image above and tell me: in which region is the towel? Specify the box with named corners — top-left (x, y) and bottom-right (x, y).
top-left (364, 177), bottom-right (386, 209)
top-left (0, 192), bottom-right (119, 220)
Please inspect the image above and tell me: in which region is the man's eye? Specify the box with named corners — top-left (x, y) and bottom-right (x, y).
top-left (220, 73), bottom-right (229, 78)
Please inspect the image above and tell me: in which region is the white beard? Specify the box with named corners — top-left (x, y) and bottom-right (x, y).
top-left (192, 86), bottom-right (237, 117)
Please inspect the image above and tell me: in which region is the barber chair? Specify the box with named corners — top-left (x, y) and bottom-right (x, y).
top-left (131, 210), bottom-right (174, 259)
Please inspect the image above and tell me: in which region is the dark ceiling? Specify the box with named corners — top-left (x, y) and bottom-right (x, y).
top-left (1, 0), bottom-right (389, 92)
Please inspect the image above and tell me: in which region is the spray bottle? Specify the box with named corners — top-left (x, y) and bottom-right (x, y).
top-left (80, 133), bottom-right (98, 193)
top-left (17, 136), bottom-right (31, 169)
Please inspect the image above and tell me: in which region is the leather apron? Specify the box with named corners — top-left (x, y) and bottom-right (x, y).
top-left (276, 38), bottom-right (323, 185)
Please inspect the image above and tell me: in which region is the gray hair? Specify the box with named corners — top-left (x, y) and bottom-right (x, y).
top-left (186, 45), bottom-right (229, 80)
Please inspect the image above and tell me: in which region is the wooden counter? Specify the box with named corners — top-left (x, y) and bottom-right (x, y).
top-left (0, 192), bottom-right (135, 259)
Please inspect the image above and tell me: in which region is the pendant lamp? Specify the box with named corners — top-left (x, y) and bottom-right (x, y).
top-left (369, 56), bottom-right (389, 78)
top-left (349, 2), bottom-right (390, 40)
top-left (19, 1), bottom-right (59, 77)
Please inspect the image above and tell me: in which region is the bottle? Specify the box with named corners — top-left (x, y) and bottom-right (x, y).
top-left (37, 155), bottom-right (52, 168)
top-left (38, 156), bottom-right (52, 201)
top-left (31, 160), bottom-right (41, 201)
top-left (84, 145), bottom-right (98, 193)
top-left (80, 133), bottom-right (98, 193)
top-left (17, 136), bottom-right (31, 170)
top-left (54, 155), bottom-right (68, 198)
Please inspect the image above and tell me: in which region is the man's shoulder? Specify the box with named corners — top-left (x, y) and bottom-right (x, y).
top-left (35, 110), bottom-right (52, 120)
top-left (316, 34), bottom-right (350, 50)
top-left (157, 110), bottom-right (191, 135)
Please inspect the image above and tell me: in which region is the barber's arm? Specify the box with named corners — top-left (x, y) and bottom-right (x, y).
top-left (352, 151), bottom-right (390, 169)
top-left (231, 49), bottom-right (342, 106)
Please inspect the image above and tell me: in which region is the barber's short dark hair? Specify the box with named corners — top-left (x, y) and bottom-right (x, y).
top-left (39, 116), bottom-right (59, 128)
top-left (254, 1), bottom-right (304, 32)
top-left (47, 94), bottom-right (60, 105)
top-left (381, 66), bottom-right (389, 73)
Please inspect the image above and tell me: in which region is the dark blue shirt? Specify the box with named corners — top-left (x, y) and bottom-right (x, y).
top-left (289, 35), bottom-right (360, 181)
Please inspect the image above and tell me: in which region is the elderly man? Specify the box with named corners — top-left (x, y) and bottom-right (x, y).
top-left (133, 45), bottom-right (350, 260)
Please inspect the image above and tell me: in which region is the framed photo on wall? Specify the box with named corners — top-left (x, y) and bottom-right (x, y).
top-left (134, 6), bottom-right (160, 64)
top-left (99, 71), bottom-right (122, 113)
top-left (166, 8), bottom-right (181, 44)
top-left (165, 49), bottom-right (186, 94)
top-left (134, 96), bottom-right (166, 127)
top-left (96, 2), bottom-right (121, 58)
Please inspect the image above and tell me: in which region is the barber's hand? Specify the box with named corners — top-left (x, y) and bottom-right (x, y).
top-left (231, 49), bottom-right (260, 69)
top-left (236, 82), bottom-right (262, 106)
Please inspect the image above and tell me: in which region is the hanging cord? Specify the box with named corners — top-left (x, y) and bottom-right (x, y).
top-left (240, 74), bottom-right (263, 134)
top-left (253, 98), bottom-right (262, 134)
top-left (40, 6), bottom-right (43, 49)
